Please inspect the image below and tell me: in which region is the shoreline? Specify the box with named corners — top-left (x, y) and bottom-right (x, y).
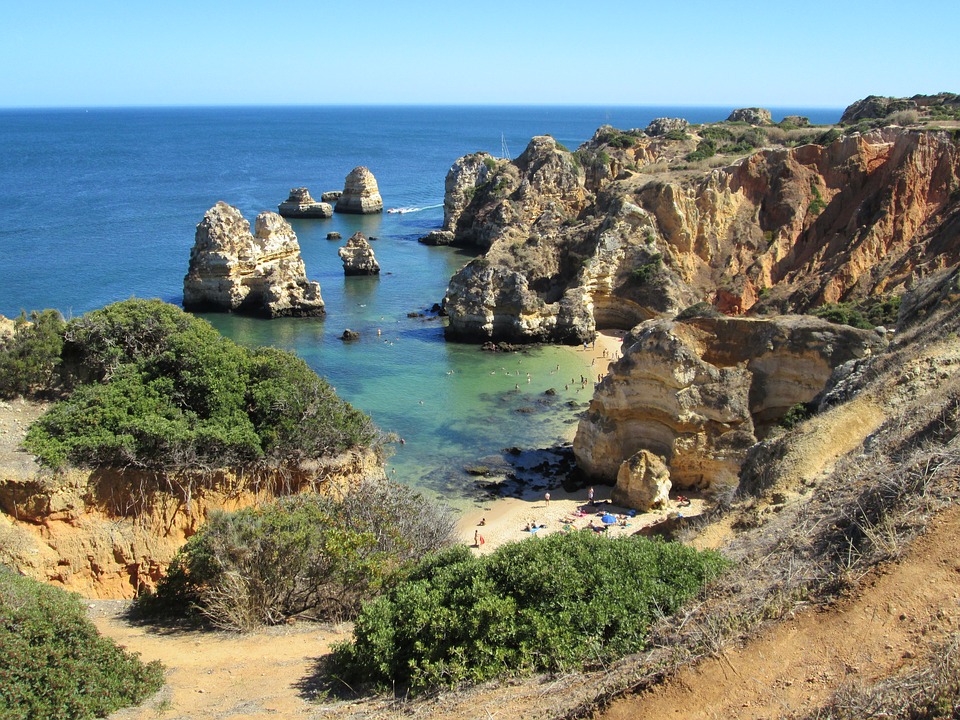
top-left (455, 329), bottom-right (705, 553)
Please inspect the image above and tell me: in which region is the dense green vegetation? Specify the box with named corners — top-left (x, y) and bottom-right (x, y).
top-left (0, 310), bottom-right (66, 399)
top-left (137, 480), bottom-right (457, 630)
top-left (329, 532), bottom-right (727, 694)
top-left (18, 299), bottom-right (376, 471)
top-left (812, 296), bottom-right (901, 330)
top-left (0, 566), bottom-right (164, 719)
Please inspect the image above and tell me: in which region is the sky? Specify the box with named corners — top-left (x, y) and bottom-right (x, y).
top-left (2, 0), bottom-right (956, 109)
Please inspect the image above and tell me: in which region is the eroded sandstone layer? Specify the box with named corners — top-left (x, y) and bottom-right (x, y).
top-left (574, 315), bottom-right (884, 490)
top-left (438, 124), bottom-right (960, 344)
top-left (183, 201), bottom-right (325, 318)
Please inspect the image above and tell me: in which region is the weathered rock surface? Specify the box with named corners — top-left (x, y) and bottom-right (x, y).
top-left (726, 107), bottom-right (772, 125)
top-left (574, 315), bottom-right (884, 490)
top-left (334, 167), bottom-right (383, 214)
top-left (840, 93), bottom-right (960, 124)
top-left (612, 449), bottom-right (671, 511)
top-left (0, 442), bottom-right (383, 598)
top-left (277, 187), bottom-right (333, 218)
top-left (338, 231), bottom-right (380, 275)
top-left (321, 190), bottom-right (342, 202)
top-left (183, 202), bottom-right (325, 318)
top-left (645, 117), bottom-right (689, 136)
top-left (440, 125), bottom-right (960, 344)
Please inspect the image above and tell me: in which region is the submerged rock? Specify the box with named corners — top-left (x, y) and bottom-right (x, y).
top-left (183, 201), bottom-right (324, 318)
top-left (277, 187), bottom-right (333, 218)
top-left (334, 167), bottom-right (383, 214)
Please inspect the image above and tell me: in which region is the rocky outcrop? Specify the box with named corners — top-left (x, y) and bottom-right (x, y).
top-left (726, 107), bottom-right (772, 125)
top-left (612, 450), bottom-right (671, 511)
top-left (334, 167), bottom-right (383, 214)
top-left (277, 187), bottom-right (333, 218)
top-left (574, 315), bottom-right (884, 490)
top-left (338, 232), bottom-right (380, 275)
top-left (0, 445), bottom-right (384, 598)
top-left (439, 125), bottom-right (960, 344)
top-left (646, 118), bottom-right (688, 137)
top-left (183, 202), bottom-right (325, 318)
top-left (840, 93), bottom-right (960, 124)
top-left (321, 190), bottom-right (342, 203)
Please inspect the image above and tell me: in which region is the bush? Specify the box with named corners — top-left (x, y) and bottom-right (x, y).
top-left (0, 310), bottom-right (65, 398)
top-left (812, 302), bottom-right (874, 330)
top-left (23, 299), bottom-right (377, 471)
top-left (0, 566), bottom-right (164, 719)
top-left (137, 480), bottom-right (457, 630)
top-left (629, 254), bottom-right (663, 284)
top-left (329, 532), bottom-right (727, 694)
top-left (675, 302), bottom-right (724, 320)
top-left (780, 402), bottom-right (815, 430)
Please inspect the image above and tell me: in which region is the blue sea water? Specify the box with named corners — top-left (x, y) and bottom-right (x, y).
top-left (0, 105), bottom-right (841, 504)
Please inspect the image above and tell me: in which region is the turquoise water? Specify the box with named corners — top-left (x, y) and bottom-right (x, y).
top-left (0, 106), bottom-right (841, 503)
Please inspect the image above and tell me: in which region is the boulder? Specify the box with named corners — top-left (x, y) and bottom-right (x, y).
top-left (340, 329), bottom-right (360, 341)
top-left (419, 230), bottom-right (455, 246)
top-left (726, 107), bottom-right (773, 125)
top-left (334, 167), bottom-right (383, 214)
top-left (183, 201), bottom-right (325, 318)
top-left (326, 232), bottom-right (342, 240)
top-left (645, 117), bottom-right (689, 136)
top-left (321, 191), bottom-right (342, 202)
top-left (338, 231), bottom-right (381, 276)
top-left (277, 187), bottom-right (333, 219)
top-left (612, 450), bottom-right (672, 512)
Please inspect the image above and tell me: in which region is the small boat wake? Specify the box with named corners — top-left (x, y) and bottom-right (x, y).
top-left (386, 203), bottom-right (442, 214)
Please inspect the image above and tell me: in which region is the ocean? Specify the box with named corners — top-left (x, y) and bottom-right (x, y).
top-left (0, 105), bottom-right (841, 504)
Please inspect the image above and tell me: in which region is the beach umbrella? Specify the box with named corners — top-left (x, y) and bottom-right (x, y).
top-left (601, 513), bottom-right (617, 524)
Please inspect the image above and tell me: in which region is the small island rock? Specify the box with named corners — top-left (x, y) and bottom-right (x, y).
top-left (334, 167), bottom-right (383, 214)
top-left (183, 201), bottom-right (325, 318)
top-left (321, 190), bottom-right (342, 203)
top-left (277, 187), bottom-right (333, 219)
top-left (326, 232), bottom-right (342, 240)
top-left (726, 107), bottom-right (773, 125)
top-left (338, 231), bottom-right (381, 276)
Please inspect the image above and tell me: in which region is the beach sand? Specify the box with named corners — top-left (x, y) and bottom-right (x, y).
top-left (457, 330), bottom-right (705, 553)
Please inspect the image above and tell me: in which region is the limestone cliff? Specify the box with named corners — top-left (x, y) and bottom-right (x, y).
top-left (573, 315), bottom-right (883, 490)
top-left (183, 202), bottom-right (325, 318)
top-left (439, 122), bottom-right (960, 344)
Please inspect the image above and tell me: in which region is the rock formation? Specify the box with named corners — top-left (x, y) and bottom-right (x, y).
top-left (338, 231), bottom-right (380, 275)
top-left (0, 447), bottom-right (383, 598)
top-left (574, 315), bottom-right (884, 490)
top-left (645, 117), bottom-right (688, 136)
top-left (334, 167), bottom-right (383, 214)
top-left (726, 107), bottom-right (772, 125)
top-left (277, 187), bottom-right (333, 218)
top-left (183, 202), bottom-right (325, 318)
top-left (321, 190), bottom-right (342, 203)
top-left (612, 449), bottom-right (671, 511)
top-left (840, 93), bottom-right (960, 124)
top-left (437, 123), bottom-right (960, 344)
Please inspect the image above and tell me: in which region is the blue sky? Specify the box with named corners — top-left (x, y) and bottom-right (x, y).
top-left (3, 0), bottom-right (955, 108)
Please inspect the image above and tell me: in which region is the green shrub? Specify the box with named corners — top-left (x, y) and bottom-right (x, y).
top-left (329, 532), bottom-right (727, 694)
top-left (812, 302), bottom-right (873, 329)
top-left (815, 128), bottom-right (842, 146)
top-left (629, 253), bottom-right (663, 284)
top-left (664, 128), bottom-right (690, 141)
top-left (675, 302), bottom-right (724, 320)
top-left (0, 310), bottom-right (65, 399)
top-left (780, 402), bottom-right (815, 430)
top-left (0, 566), bottom-right (164, 719)
top-left (23, 299), bottom-right (377, 471)
top-left (607, 134), bottom-right (636, 149)
top-left (137, 480), bottom-right (457, 630)
top-left (482, 156), bottom-right (497, 171)
top-left (686, 138), bottom-right (716, 162)
top-left (808, 183), bottom-right (827, 216)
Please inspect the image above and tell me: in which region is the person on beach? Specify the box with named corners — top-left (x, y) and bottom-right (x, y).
top-left (544, 492), bottom-right (551, 505)
top-left (587, 487), bottom-right (595, 505)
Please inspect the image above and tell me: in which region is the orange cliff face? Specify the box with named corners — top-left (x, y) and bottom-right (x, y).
top-left (439, 126), bottom-right (960, 343)
top-left (0, 421), bottom-right (383, 599)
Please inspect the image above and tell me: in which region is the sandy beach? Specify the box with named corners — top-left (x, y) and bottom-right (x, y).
top-left (456, 329), bottom-right (705, 552)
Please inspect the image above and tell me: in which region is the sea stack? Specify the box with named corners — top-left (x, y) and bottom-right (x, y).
top-left (183, 201), bottom-right (325, 318)
top-left (338, 231), bottom-right (381, 275)
top-left (334, 166), bottom-right (383, 214)
top-left (277, 187), bottom-right (333, 218)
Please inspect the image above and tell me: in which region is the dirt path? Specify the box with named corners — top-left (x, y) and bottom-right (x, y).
top-left (599, 505), bottom-right (960, 719)
top-left (91, 604), bottom-right (351, 719)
